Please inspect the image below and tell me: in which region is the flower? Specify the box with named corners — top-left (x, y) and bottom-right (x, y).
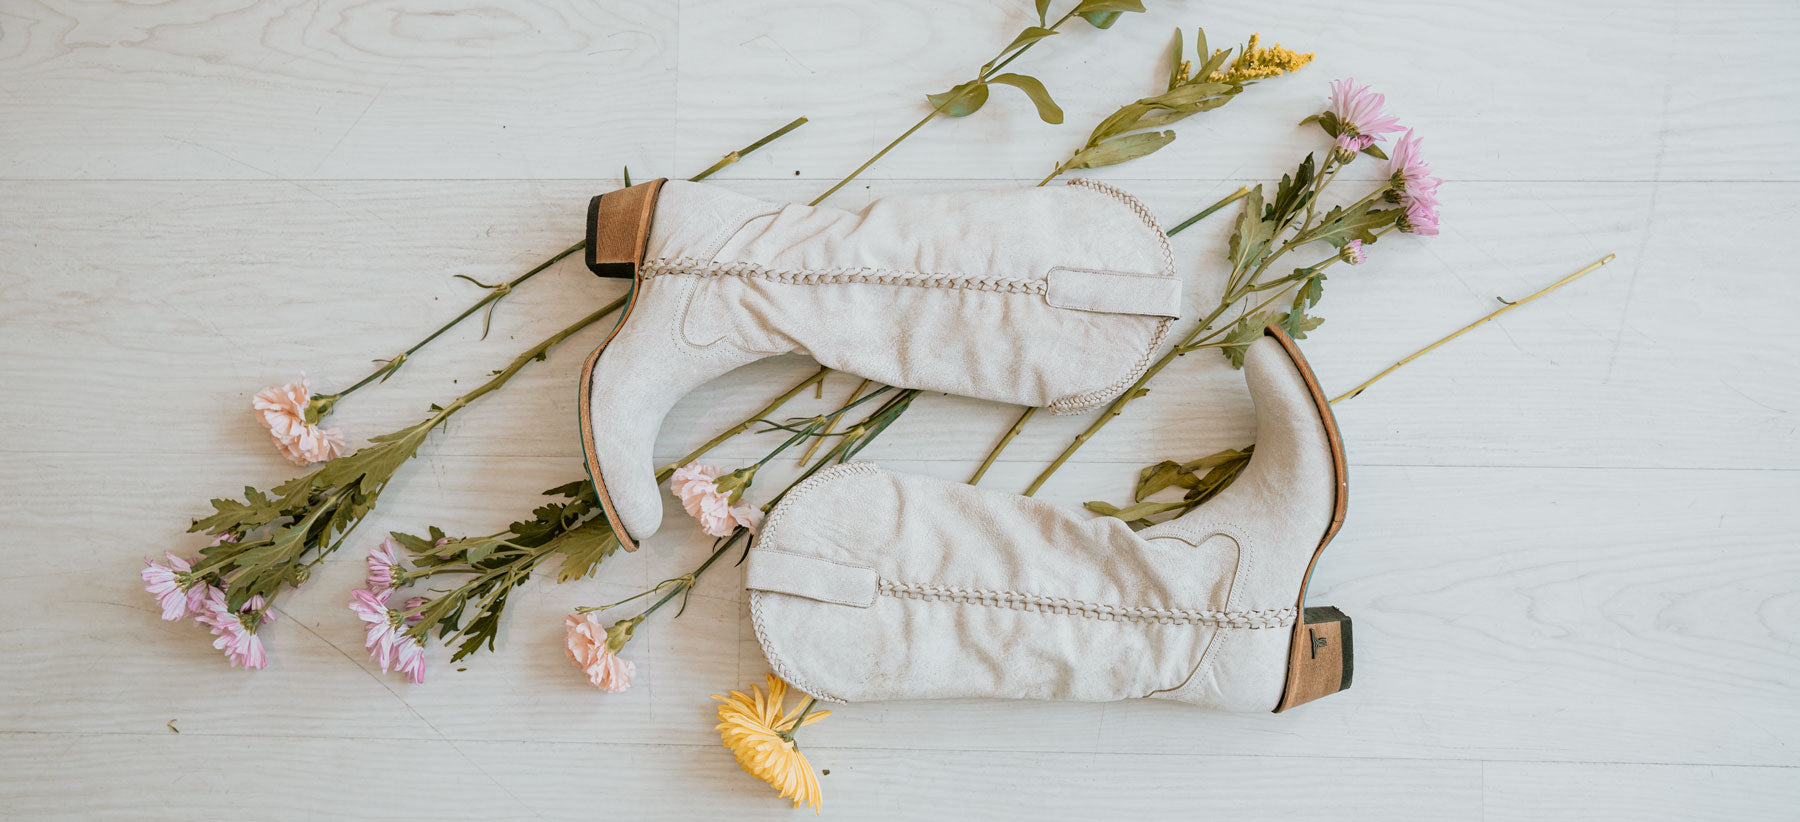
top-left (1209, 34), bottom-right (1314, 82)
top-left (142, 553), bottom-right (201, 621)
top-left (253, 378), bottom-right (346, 466)
top-left (349, 588), bottom-right (400, 667)
top-left (1388, 129), bottom-right (1442, 236)
top-left (198, 592), bottom-right (270, 670)
top-left (348, 588), bottom-right (427, 682)
top-left (1341, 239), bottom-right (1366, 265)
top-left (671, 462), bottom-right (762, 538)
top-left (713, 675), bottom-right (830, 812)
top-left (402, 596), bottom-right (426, 624)
top-left (564, 611), bottom-right (637, 692)
top-left (391, 634), bottom-right (426, 684)
top-left (366, 537), bottom-right (404, 594)
top-left (1326, 78), bottom-right (1403, 153)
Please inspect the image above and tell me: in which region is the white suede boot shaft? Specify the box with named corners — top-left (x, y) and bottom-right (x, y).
top-left (746, 334), bottom-right (1347, 711)
top-left (583, 179), bottom-right (1182, 545)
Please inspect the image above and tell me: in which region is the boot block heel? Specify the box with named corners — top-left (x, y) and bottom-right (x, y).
top-left (1273, 606), bottom-right (1354, 712)
top-left (586, 178), bottom-right (666, 278)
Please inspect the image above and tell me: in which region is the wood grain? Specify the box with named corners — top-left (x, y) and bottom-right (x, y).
top-left (2, 0), bottom-right (1797, 818)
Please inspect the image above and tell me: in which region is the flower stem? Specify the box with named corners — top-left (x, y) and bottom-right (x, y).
top-left (796, 379), bottom-right (870, 465)
top-left (808, 9), bottom-right (1079, 207)
top-left (690, 116), bottom-right (810, 182)
top-left (327, 117), bottom-right (809, 405)
top-left (432, 295), bottom-right (628, 422)
top-left (966, 185), bottom-right (1250, 483)
top-left (655, 367), bottom-right (832, 481)
top-left (968, 406), bottom-right (1034, 484)
top-left (1329, 254), bottom-right (1615, 404)
top-left (1167, 187), bottom-right (1252, 236)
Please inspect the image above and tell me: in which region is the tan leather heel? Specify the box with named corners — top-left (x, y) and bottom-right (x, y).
top-left (1274, 606), bottom-right (1354, 712)
top-left (585, 178), bottom-right (665, 278)
top-left (579, 178), bottom-right (668, 552)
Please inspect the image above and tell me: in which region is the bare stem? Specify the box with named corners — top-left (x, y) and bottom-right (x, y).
top-left (655, 367), bottom-right (832, 481)
top-left (1167, 187), bottom-right (1252, 236)
top-left (691, 116), bottom-right (810, 182)
top-left (1329, 254), bottom-right (1616, 404)
top-left (809, 9), bottom-right (1079, 207)
top-left (798, 378), bottom-right (870, 465)
top-left (968, 407), bottom-right (1035, 485)
top-left (328, 117), bottom-right (809, 405)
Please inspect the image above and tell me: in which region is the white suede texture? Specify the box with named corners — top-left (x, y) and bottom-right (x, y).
top-left (585, 179), bottom-right (1180, 541)
top-left (746, 337), bottom-right (1339, 712)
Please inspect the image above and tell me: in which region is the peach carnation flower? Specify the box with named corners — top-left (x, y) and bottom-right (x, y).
top-left (253, 377), bottom-right (346, 466)
top-left (671, 463), bottom-right (761, 537)
top-left (564, 611), bottom-right (637, 692)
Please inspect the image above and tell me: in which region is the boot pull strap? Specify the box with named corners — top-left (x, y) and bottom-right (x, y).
top-left (586, 178), bottom-right (667, 278)
top-left (1045, 268), bottom-right (1182, 318)
top-left (746, 549), bottom-right (878, 608)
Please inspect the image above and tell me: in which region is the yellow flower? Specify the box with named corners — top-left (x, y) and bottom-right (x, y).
top-left (1210, 33), bottom-right (1315, 82)
top-left (713, 675), bottom-right (832, 812)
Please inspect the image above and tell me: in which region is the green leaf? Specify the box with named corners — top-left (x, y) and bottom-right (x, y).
top-left (1295, 269), bottom-right (1327, 309)
top-left (1073, 0), bottom-right (1145, 15)
top-left (1304, 204), bottom-right (1401, 249)
top-left (1181, 446), bottom-right (1254, 507)
top-left (1193, 28), bottom-right (1209, 73)
top-left (1035, 0), bottom-right (1051, 24)
top-left (1270, 154), bottom-right (1316, 226)
top-left (926, 81), bottom-right (989, 117)
top-left (1064, 130), bottom-right (1175, 170)
top-left (1218, 310), bottom-right (1283, 368)
top-left (988, 73), bottom-right (1063, 124)
top-left (1280, 305), bottom-right (1326, 340)
top-left (999, 26), bottom-right (1059, 59)
top-left (1180, 447), bottom-right (1252, 474)
top-left (1084, 500), bottom-right (1122, 516)
top-left (1135, 460), bottom-right (1186, 501)
top-left (1078, 10), bottom-right (1122, 28)
top-left (1360, 144), bottom-right (1389, 160)
top-left (1226, 185), bottom-right (1273, 274)
top-left (1104, 499), bottom-right (1189, 522)
top-left (1166, 28), bottom-right (1183, 91)
top-left (547, 518), bottom-right (621, 584)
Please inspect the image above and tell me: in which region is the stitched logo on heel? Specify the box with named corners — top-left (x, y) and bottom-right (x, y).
top-left (1309, 628), bottom-right (1328, 659)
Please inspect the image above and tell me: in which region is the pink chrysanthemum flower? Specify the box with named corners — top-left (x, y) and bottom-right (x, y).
top-left (253, 378), bottom-right (347, 466)
top-left (392, 635), bottom-right (427, 684)
top-left (367, 537), bottom-right (405, 595)
top-left (1341, 239), bottom-right (1367, 265)
top-left (198, 592), bottom-right (271, 670)
top-left (564, 612), bottom-right (637, 693)
top-left (142, 553), bottom-right (225, 622)
top-left (1327, 78), bottom-right (1404, 153)
top-left (349, 588), bottom-right (400, 668)
top-left (1388, 130), bottom-right (1443, 236)
top-left (402, 596), bottom-right (426, 624)
top-left (142, 553), bottom-right (200, 621)
top-left (670, 463), bottom-right (762, 538)
top-left (349, 588), bottom-right (425, 681)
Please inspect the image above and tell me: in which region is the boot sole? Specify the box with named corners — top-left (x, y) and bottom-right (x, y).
top-left (1263, 325), bottom-right (1354, 712)
top-left (577, 177), bottom-right (668, 553)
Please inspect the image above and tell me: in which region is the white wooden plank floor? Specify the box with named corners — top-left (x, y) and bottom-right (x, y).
top-left (3, 0), bottom-right (1797, 818)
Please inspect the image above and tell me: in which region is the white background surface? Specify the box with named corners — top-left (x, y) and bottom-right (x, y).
top-left (3, 0), bottom-right (1797, 818)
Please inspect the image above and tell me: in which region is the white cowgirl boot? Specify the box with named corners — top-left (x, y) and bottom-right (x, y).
top-left (581, 178), bottom-right (1182, 551)
top-left (745, 326), bottom-right (1351, 712)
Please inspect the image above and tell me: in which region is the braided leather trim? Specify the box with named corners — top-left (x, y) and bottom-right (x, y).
top-left (642, 257), bottom-right (1048, 295)
top-left (1049, 179), bottom-right (1177, 414)
top-left (879, 579), bottom-right (1297, 629)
